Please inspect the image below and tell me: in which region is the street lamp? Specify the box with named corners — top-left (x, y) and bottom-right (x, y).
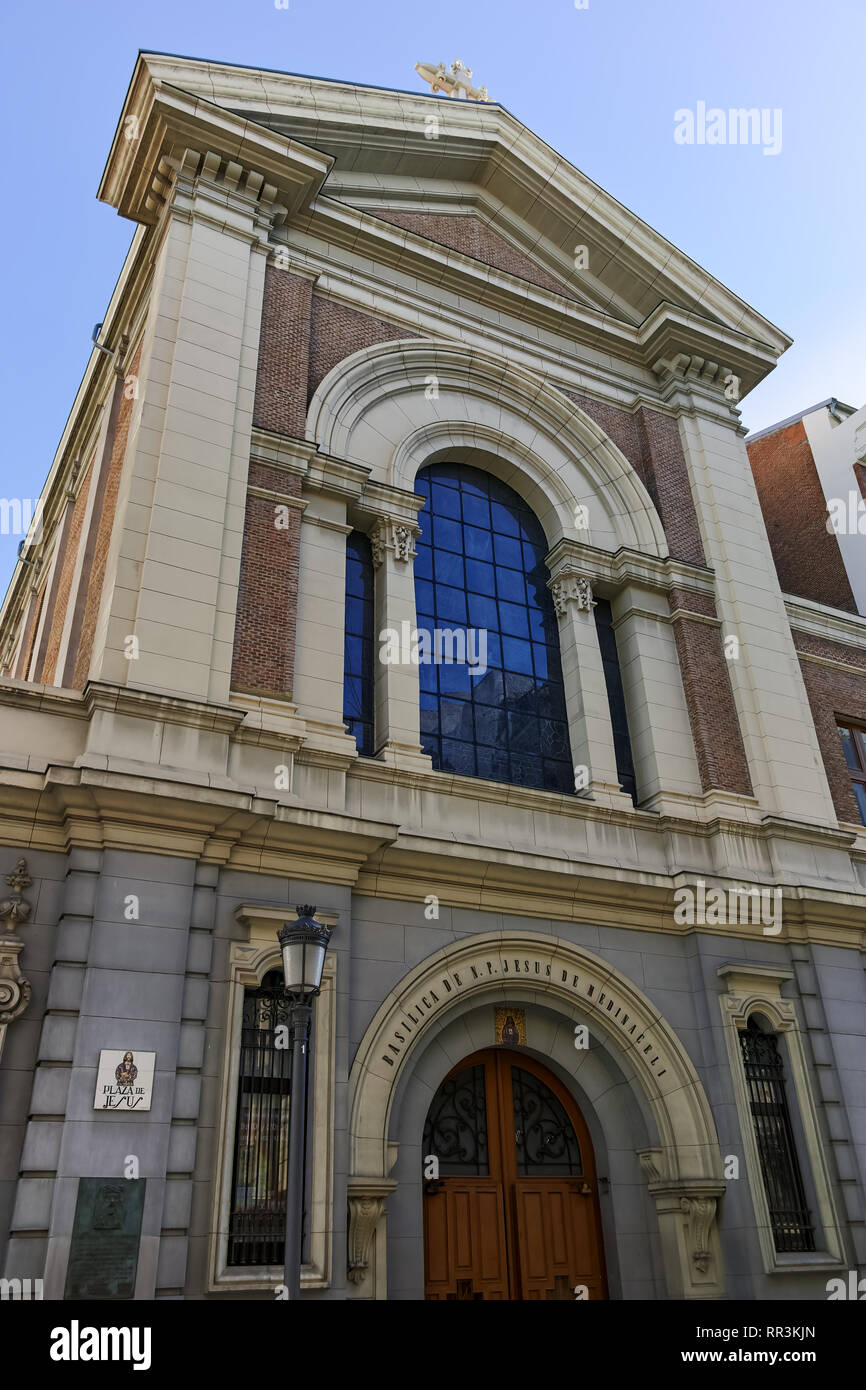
top-left (277, 905), bottom-right (332, 1300)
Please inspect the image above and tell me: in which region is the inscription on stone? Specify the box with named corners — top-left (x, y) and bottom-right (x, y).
top-left (64, 1178), bottom-right (146, 1300)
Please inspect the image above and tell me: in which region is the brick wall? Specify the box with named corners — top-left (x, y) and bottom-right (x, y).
top-left (253, 267), bottom-right (314, 437)
top-left (307, 295), bottom-right (419, 400)
top-left (230, 464), bottom-right (302, 698)
top-left (39, 465), bottom-right (92, 685)
top-left (746, 419), bottom-right (856, 613)
top-left (794, 630), bottom-right (866, 823)
top-left (71, 346), bottom-right (142, 689)
top-left (562, 390), bottom-right (705, 565)
top-left (373, 210), bottom-right (582, 302)
top-left (668, 587), bottom-right (753, 795)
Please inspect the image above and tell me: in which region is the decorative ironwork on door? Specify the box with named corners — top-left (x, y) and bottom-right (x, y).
top-left (422, 1063), bottom-right (490, 1175)
top-left (511, 1065), bottom-right (582, 1176)
top-left (423, 1049), bottom-right (607, 1300)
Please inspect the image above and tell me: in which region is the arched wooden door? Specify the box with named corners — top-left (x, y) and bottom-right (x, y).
top-left (423, 1048), bottom-right (608, 1300)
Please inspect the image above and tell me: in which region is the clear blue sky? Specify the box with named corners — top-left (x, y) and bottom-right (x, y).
top-left (1, 0), bottom-right (864, 597)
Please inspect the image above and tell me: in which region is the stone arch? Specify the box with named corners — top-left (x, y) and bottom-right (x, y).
top-left (347, 930), bottom-right (726, 1299)
top-left (306, 339), bottom-right (668, 556)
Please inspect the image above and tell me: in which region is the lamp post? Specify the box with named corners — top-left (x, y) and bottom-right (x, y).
top-left (278, 905), bottom-right (332, 1300)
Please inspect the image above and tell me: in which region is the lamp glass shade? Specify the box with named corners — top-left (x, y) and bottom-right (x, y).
top-left (278, 917), bottom-right (331, 997)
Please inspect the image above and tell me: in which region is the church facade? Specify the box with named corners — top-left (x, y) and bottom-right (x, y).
top-left (1, 52), bottom-right (864, 1302)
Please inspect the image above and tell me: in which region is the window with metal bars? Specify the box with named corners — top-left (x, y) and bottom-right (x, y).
top-left (228, 970), bottom-right (295, 1266)
top-left (739, 1017), bottom-right (815, 1253)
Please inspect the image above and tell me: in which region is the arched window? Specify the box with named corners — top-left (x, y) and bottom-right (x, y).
top-left (414, 462), bottom-right (572, 793)
top-left (342, 531), bottom-right (375, 756)
top-left (228, 969), bottom-right (291, 1266)
top-left (739, 1016), bottom-right (815, 1252)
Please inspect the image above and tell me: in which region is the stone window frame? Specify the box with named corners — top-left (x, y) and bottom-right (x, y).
top-left (717, 964), bottom-right (845, 1274)
top-left (208, 909), bottom-right (337, 1292)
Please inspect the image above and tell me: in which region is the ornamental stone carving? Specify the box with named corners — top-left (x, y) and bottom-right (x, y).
top-left (680, 1195), bottom-right (717, 1273)
top-left (0, 858), bottom-right (33, 1027)
top-left (551, 573), bottom-right (594, 616)
top-left (347, 1178), bottom-right (397, 1286)
top-left (370, 518), bottom-right (418, 568)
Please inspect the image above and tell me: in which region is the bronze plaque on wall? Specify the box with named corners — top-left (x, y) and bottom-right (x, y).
top-left (64, 1178), bottom-right (146, 1300)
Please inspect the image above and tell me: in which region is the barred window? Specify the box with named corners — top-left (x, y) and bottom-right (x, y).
top-left (739, 1016), bottom-right (815, 1253)
top-left (227, 970), bottom-right (293, 1266)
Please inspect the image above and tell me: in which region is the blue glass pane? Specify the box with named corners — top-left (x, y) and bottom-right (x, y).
top-left (413, 461), bottom-right (572, 794)
top-left (414, 544), bottom-right (433, 579)
top-left (435, 550), bottom-right (465, 587)
top-left (461, 493), bottom-right (491, 528)
top-left (493, 533), bottom-right (523, 569)
top-left (490, 499), bottom-right (522, 537)
top-left (465, 559), bottom-right (496, 595)
top-left (502, 637), bottom-right (534, 674)
top-left (342, 533), bottom-right (374, 757)
top-left (468, 593), bottom-right (498, 629)
top-left (464, 525), bottom-right (493, 561)
top-left (433, 516), bottom-right (463, 553)
top-left (496, 567), bottom-right (526, 604)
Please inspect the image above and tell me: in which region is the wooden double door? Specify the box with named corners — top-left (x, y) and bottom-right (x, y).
top-left (423, 1049), bottom-right (607, 1300)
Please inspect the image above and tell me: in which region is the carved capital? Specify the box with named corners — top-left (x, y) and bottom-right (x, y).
top-left (0, 858), bottom-right (33, 1027)
top-left (550, 571), bottom-right (594, 616)
top-left (347, 1178), bottom-right (397, 1285)
top-left (369, 518), bottom-right (418, 568)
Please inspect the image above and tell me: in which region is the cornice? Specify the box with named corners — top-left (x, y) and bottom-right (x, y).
top-left (132, 53), bottom-right (788, 358)
top-left (286, 198), bottom-right (779, 401)
top-left (99, 64), bottom-right (333, 227)
top-left (544, 539), bottom-right (717, 598)
top-left (785, 594), bottom-right (866, 651)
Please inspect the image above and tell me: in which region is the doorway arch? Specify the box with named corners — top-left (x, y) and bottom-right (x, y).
top-left (347, 930), bottom-right (727, 1299)
top-left (423, 1047), bottom-right (608, 1300)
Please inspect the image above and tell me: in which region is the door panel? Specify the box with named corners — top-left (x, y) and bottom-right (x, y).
top-left (423, 1049), bottom-right (608, 1300)
top-left (423, 1180), bottom-right (510, 1299)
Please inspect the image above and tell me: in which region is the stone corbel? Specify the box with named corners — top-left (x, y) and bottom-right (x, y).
top-left (369, 517), bottom-right (419, 568)
top-left (550, 570), bottom-right (595, 616)
top-left (347, 1178), bottom-right (397, 1287)
top-left (0, 859), bottom-right (33, 1058)
top-left (637, 1148), bottom-right (726, 1299)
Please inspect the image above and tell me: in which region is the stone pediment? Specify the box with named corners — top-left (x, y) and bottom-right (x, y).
top-left (114, 52), bottom-right (790, 361)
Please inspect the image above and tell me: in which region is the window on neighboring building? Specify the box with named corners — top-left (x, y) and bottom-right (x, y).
top-left (227, 970), bottom-right (294, 1266)
top-left (836, 721), bottom-right (866, 824)
top-left (414, 462), bottom-right (573, 794)
top-left (593, 596), bottom-right (637, 803)
top-left (343, 531), bottom-right (375, 756)
top-left (739, 1016), bottom-right (815, 1254)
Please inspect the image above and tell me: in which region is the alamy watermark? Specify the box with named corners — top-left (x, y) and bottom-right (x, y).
top-left (379, 622), bottom-right (488, 676)
top-left (826, 491), bottom-right (866, 535)
top-left (674, 103), bottom-right (782, 156)
top-left (674, 879), bottom-right (782, 934)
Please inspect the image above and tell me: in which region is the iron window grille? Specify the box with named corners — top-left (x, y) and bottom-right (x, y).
top-left (228, 969), bottom-right (300, 1266)
top-left (739, 1018), bottom-right (815, 1253)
